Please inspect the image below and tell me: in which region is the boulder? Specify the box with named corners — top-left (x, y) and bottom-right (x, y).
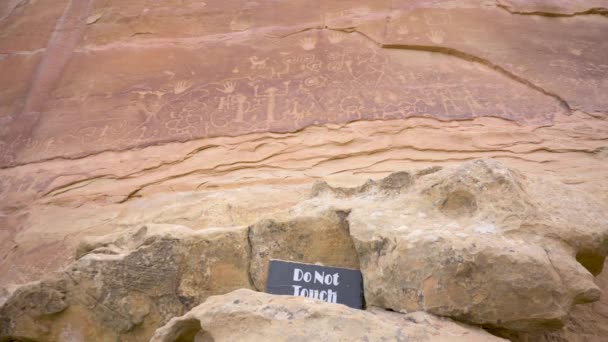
top-left (289, 159), bottom-right (608, 332)
top-left (2, 159), bottom-right (607, 340)
top-left (0, 224), bottom-right (253, 341)
top-left (151, 288), bottom-right (507, 342)
top-left (248, 209), bottom-right (359, 291)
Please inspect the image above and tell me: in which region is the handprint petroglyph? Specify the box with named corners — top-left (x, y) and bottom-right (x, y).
top-left (173, 80), bottom-right (192, 95)
top-left (328, 31), bottom-right (346, 44)
top-left (299, 37), bottom-right (317, 51)
top-left (427, 29), bottom-right (445, 44)
top-left (216, 81), bottom-right (237, 94)
top-left (397, 24), bottom-right (409, 36)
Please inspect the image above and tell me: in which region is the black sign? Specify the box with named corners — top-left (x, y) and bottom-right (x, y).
top-left (265, 259), bottom-right (364, 309)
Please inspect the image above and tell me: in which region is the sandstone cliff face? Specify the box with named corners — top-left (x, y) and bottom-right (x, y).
top-left (2, 160), bottom-right (608, 341)
top-left (1, 0), bottom-right (608, 341)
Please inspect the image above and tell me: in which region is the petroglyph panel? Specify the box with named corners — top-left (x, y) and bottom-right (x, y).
top-left (1, 0), bottom-right (607, 169)
top-left (4, 30), bottom-right (565, 167)
top-left (384, 5), bottom-right (608, 113)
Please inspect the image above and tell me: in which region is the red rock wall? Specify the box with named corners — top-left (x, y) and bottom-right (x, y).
top-left (1, 0), bottom-right (607, 340)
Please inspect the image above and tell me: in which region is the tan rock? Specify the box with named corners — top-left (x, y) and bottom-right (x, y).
top-left (2, 159), bottom-right (607, 340)
top-left (248, 209), bottom-right (359, 291)
top-left (507, 261), bottom-right (608, 341)
top-left (1, 0), bottom-right (608, 339)
top-left (0, 224), bottom-right (253, 341)
top-left (293, 159), bottom-right (608, 332)
top-left (151, 289), bottom-right (507, 342)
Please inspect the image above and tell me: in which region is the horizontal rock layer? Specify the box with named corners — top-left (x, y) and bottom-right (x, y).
top-left (2, 160), bottom-right (607, 341)
top-left (1, 0), bottom-right (608, 341)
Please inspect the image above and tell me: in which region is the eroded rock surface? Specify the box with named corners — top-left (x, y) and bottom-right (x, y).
top-left (2, 160), bottom-right (607, 341)
top-left (2, 0), bottom-right (608, 341)
top-left (293, 159), bottom-right (608, 332)
top-left (2, 0), bottom-right (607, 166)
top-left (151, 289), bottom-right (507, 342)
top-left (1, 224), bottom-right (253, 341)
top-left (249, 209), bottom-right (359, 291)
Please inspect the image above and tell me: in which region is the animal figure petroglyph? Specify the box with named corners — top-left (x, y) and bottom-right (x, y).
top-left (249, 56), bottom-right (268, 69)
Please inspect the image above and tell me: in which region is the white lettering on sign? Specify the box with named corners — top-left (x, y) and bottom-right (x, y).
top-left (292, 268), bottom-right (340, 303)
top-left (292, 285), bottom-right (338, 303)
top-left (293, 268), bottom-right (340, 285)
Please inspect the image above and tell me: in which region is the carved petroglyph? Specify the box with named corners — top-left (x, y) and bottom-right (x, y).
top-left (1, 29), bottom-right (568, 167)
top-left (328, 31), bottom-right (346, 44)
top-left (254, 81), bottom-right (291, 125)
top-left (299, 37), bottom-right (317, 51)
top-left (339, 96), bottom-right (365, 119)
top-left (216, 81), bottom-right (237, 94)
top-left (427, 29), bottom-right (445, 44)
top-left (249, 56), bottom-right (268, 69)
top-left (397, 24), bottom-right (409, 36)
top-left (173, 80), bottom-right (192, 95)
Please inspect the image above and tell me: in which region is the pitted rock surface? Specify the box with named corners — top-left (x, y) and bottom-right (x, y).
top-left (1, 224), bottom-right (254, 341)
top-left (293, 159), bottom-right (608, 332)
top-left (151, 289), bottom-right (507, 342)
top-left (2, 160), bottom-right (607, 341)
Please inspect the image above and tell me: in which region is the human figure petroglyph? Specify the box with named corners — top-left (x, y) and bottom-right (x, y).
top-left (264, 87), bottom-right (278, 123)
top-left (234, 94), bottom-right (251, 123)
top-left (216, 93), bottom-right (253, 124)
top-left (252, 81), bottom-right (291, 125)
